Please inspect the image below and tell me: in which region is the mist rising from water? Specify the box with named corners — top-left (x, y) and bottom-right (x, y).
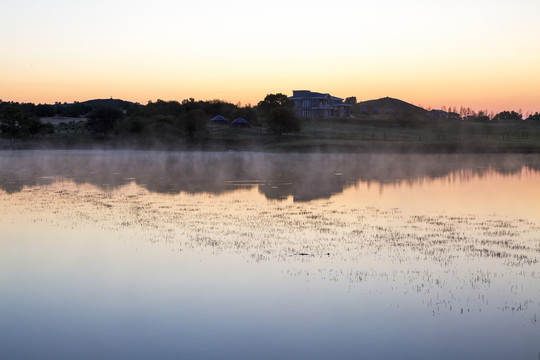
top-left (0, 150), bottom-right (538, 200)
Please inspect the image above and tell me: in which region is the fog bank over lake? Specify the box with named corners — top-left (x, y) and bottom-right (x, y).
top-left (1, 150), bottom-right (539, 201)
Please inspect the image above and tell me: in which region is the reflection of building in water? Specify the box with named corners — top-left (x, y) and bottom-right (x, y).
top-left (257, 176), bottom-right (347, 202)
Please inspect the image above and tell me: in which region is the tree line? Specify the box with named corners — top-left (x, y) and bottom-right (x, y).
top-left (1, 94), bottom-right (539, 143)
top-left (0, 94), bottom-right (299, 142)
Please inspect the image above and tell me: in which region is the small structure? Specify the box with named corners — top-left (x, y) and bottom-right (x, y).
top-left (231, 118), bottom-right (249, 128)
top-left (40, 116), bottom-right (88, 125)
top-left (428, 110), bottom-right (449, 120)
top-left (210, 115), bottom-right (228, 124)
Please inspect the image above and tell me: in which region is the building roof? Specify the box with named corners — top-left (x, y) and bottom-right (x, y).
top-left (231, 117), bottom-right (249, 124)
top-left (290, 90), bottom-right (344, 102)
top-left (210, 115), bottom-right (228, 121)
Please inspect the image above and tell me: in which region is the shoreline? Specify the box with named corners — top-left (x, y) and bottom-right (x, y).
top-left (2, 138), bottom-right (539, 154)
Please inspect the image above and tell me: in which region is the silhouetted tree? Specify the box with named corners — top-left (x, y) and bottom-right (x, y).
top-left (0, 106), bottom-right (50, 139)
top-left (203, 99), bottom-right (238, 118)
top-left (86, 106), bottom-right (124, 135)
top-left (257, 93), bottom-right (292, 114)
top-left (38, 122), bottom-right (55, 136)
top-left (21, 117), bottom-right (43, 137)
top-left (228, 106), bottom-right (259, 125)
top-left (0, 106), bottom-right (23, 139)
top-left (118, 100), bottom-right (214, 142)
top-left (181, 109), bottom-right (206, 139)
top-left (492, 111), bottom-right (522, 121)
top-left (345, 97), bottom-right (357, 105)
top-left (526, 112), bottom-right (540, 121)
top-left (257, 93), bottom-right (299, 134)
top-left (266, 107), bottom-right (301, 135)
top-left (475, 114), bottom-right (491, 123)
top-left (470, 110), bottom-right (491, 122)
top-left (138, 100), bottom-right (183, 117)
top-left (34, 104), bottom-right (56, 117)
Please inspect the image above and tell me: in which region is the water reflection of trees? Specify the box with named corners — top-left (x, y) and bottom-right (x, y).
top-left (0, 151), bottom-right (539, 201)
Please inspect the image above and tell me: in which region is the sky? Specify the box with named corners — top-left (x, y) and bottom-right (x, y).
top-left (1, 0), bottom-right (539, 114)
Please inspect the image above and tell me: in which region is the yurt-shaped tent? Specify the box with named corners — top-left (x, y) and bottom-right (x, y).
top-left (231, 117), bottom-right (249, 128)
top-left (210, 115), bottom-right (228, 124)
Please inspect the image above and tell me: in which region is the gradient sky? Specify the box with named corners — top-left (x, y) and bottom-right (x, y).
top-left (1, 0), bottom-right (539, 113)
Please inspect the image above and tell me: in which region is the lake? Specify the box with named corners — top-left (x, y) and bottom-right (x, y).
top-left (1, 150), bottom-right (539, 359)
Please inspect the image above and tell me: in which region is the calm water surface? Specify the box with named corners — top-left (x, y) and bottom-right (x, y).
top-left (1, 151), bottom-right (539, 359)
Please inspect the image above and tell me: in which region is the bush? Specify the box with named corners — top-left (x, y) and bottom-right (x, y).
top-left (266, 107), bottom-right (301, 135)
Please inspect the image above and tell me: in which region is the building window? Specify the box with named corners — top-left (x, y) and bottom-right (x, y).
top-left (302, 99), bottom-right (311, 108)
top-left (302, 110), bottom-right (311, 117)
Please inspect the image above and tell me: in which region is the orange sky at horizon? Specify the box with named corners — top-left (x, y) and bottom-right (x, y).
top-left (1, 0), bottom-right (539, 114)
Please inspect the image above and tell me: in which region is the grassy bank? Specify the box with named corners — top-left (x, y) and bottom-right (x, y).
top-left (2, 117), bottom-right (540, 153)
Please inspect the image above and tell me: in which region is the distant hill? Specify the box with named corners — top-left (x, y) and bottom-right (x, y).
top-left (44, 98), bottom-right (143, 118)
top-left (81, 98), bottom-right (141, 110)
top-left (356, 97), bottom-right (427, 116)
